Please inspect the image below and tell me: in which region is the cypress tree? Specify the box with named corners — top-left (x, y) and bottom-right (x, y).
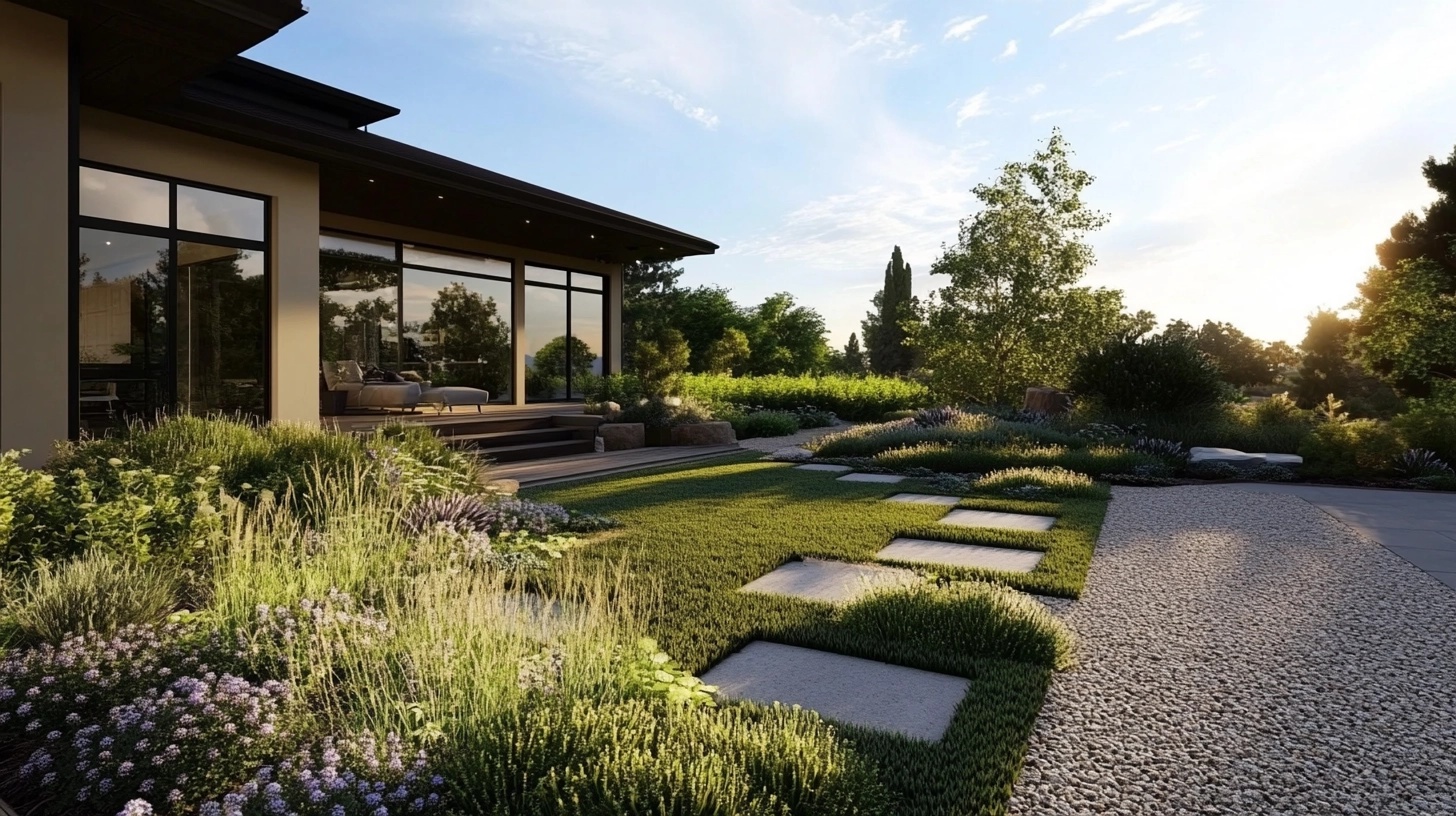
top-left (864, 246), bottom-right (913, 374)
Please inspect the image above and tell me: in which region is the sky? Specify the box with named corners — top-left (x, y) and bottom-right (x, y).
top-left (246, 0), bottom-right (1456, 347)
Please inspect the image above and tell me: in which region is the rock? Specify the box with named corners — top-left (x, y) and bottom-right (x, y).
top-left (1024, 386), bottom-right (1072, 415)
top-left (599, 422), bottom-right (645, 451)
top-left (484, 478), bottom-right (519, 495)
top-left (770, 447), bottom-right (814, 462)
top-left (1189, 447), bottom-right (1304, 472)
top-left (671, 421), bottom-right (737, 446)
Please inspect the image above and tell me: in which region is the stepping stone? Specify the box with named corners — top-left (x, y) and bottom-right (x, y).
top-left (837, 472), bottom-right (905, 483)
top-left (739, 557), bottom-right (918, 604)
top-left (885, 493), bottom-right (962, 506)
top-left (940, 508), bottom-right (1056, 532)
top-left (701, 641), bottom-right (969, 742)
top-left (796, 463), bottom-right (852, 472)
top-left (878, 537), bottom-right (1044, 573)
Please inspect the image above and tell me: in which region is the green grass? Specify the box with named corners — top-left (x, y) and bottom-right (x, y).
top-left (529, 454), bottom-right (1109, 815)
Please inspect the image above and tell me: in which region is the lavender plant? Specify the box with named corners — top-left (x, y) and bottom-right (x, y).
top-left (194, 732), bottom-right (445, 816)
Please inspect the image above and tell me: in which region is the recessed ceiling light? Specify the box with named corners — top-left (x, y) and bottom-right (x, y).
top-left (437, 195), bottom-right (444, 200)
top-left (524, 219), bottom-right (531, 224)
top-left (589, 234), bottom-right (595, 239)
top-left (368, 178), bottom-right (375, 183)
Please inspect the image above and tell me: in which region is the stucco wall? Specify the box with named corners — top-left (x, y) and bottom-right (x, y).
top-left (320, 212), bottom-right (624, 402)
top-left (80, 108), bottom-right (322, 425)
top-left (0, 2), bottom-right (70, 462)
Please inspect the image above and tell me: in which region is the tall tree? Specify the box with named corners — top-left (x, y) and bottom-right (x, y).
top-left (621, 259), bottom-right (685, 367)
top-left (841, 332), bottom-right (867, 375)
top-left (863, 246), bottom-right (916, 374)
top-left (1353, 145), bottom-right (1456, 396)
top-left (1292, 309), bottom-right (1401, 415)
top-left (741, 292), bottom-right (830, 376)
top-left (915, 129), bottom-right (1125, 405)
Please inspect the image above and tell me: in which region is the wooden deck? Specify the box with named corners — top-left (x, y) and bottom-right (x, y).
top-left (490, 444), bottom-right (744, 488)
top-left (325, 403), bottom-right (585, 434)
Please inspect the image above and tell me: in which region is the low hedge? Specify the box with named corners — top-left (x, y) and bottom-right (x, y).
top-left (682, 374), bottom-right (930, 421)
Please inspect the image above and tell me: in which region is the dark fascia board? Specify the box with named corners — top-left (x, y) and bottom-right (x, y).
top-left (164, 84), bottom-right (719, 256)
top-left (199, 57), bottom-right (401, 129)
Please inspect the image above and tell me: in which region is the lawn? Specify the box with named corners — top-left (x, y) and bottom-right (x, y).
top-left (529, 452), bottom-right (1110, 815)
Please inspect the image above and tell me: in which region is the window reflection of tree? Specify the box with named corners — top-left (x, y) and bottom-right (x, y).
top-left (319, 248), bottom-right (399, 367)
top-left (413, 281), bottom-right (511, 396)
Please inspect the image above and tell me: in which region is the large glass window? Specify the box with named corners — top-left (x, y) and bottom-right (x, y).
top-left (319, 233), bottom-right (514, 403)
top-left (526, 267), bottom-right (606, 401)
top-left (76, 166), bottom-right (269, 435)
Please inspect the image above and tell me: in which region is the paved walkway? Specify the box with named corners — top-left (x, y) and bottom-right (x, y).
top-left (1008, 486), bottom-right (1456, 815)
top-left (1205, 483), bottom-right (1456, 591)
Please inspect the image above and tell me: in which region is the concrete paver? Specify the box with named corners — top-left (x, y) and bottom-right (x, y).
top-left (701, 641), bottom-right (970, 741)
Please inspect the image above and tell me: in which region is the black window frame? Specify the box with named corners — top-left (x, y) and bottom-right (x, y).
top-left (524, 263), bottom-right (609, 403)
top-left (73, 161), bottom-right (272, 438)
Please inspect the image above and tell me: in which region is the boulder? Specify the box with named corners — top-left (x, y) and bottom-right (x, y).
top-left (1024, 387), bottom-right (1072, 415)
top-left (671, 421), bottom-right (737, 446)
top-left (1189, 447), bottom-right (1304, 471)
top-left (484, 478), bottom-right (520, 495)
top-left (599, 422), bottom-right (646, 451)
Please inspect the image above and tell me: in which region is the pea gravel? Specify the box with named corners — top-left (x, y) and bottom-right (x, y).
top-left (1008, 486), bottom-right (1456, 816)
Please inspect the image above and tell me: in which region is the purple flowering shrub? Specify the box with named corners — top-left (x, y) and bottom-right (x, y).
top-left (9, 673), bottom-right (290, 813)
top-left (403, 495), bottom-right (571, 538)
top-left (195, 732), bottom-right (445, 816)
top-left (232, 590), bottom-right (390, 681)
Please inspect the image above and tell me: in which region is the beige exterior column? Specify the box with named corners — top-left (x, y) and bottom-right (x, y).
top-left (80, 109), bottom-right (321, 425)
top-left (0, 3), bottom-right (69, 462)
top-left (607, 264), bottom-right (624, 375)
top-left (511, 258), bottom-right (527, 404)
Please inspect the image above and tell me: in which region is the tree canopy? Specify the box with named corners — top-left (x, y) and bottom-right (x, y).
top-left (1353, 144), bottom-right (1456, 397)
top-left (915, 129), bottom-right (1136, 405)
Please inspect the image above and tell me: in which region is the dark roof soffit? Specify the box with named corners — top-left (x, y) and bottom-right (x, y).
top-left (194, 57), bottom-right (401, 129)
top-left (163, 85), bottom-right (718, 256)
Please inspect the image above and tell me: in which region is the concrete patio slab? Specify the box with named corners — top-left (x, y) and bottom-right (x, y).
top-left (796, 463), bottom-right (853, 472)
top-left (739, 557), bottom-right (919, 604)
top-left (700, 641), bottom-right (970, 741)
top-left (885, 493), bottom-right (963, 506)
top-left (1200, 483), bottom-right (1456, 592)
top-left (878, 537), bottom-right (1044, 572)
top-left (940, 508), bottom-right (1056, 532)
top-left (837, 472), bottom-right (906, 483)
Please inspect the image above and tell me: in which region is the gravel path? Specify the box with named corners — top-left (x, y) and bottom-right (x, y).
top-left (1008, 486), bottom-right (1456, 816)
top-left (735, 423), bottom-right (854, 453)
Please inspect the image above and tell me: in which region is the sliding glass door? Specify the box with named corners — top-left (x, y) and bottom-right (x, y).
top-left (76, 165), bottom-right (269, 435)
top-left (525, 267), bottom-right (605, 401)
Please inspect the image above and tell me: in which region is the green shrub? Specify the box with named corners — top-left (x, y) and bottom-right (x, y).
top-left (1393, 390), bottom-right (1456, 463)
top-left (441, 698), bottom-right (891, 815)
top-left (1298, 420), bottom-right (1406, 479)
top-left (1392, 449), bottom-right (1454, 479)
top-left (790, 406), bottom-right (839, 429)
top-left (1, 454), bottom-right (223, 566)
top-left (810, 414), bottom-right (1085, 460)
top-left (973, 467), bottom-right (1109, 500)
top-left (828, 582), bottom-right (1077, 671)
top-left (726, 410), bottom-right (801, 439)
top-left (6, 551), bottom-right (179, 645)
top-left (616, 396), bottom-right (717, 429)
top-left (1111, 403), bottom-right (1313, 455)
top-left (682, 374), bottom-right (930, 421)
top-left (1071, 333), bottom-right (1231, 416)
top-left (882, 409), bottom-right (918, 422)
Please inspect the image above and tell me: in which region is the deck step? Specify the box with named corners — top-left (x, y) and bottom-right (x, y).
top-left (443, 427), bottom-right (584, 448)
top-left (475, 439), bottom-right (596, 463)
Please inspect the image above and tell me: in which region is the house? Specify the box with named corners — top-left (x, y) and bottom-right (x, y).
top-left (0, 0), bottom-right (717, 461)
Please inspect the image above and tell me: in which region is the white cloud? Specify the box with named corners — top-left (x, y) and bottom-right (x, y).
top-left (1020, 83), bottom-right (1047, 99)
top-left (944, 14), bottom-right (989, 41)
top-left (998, 39), bottom-right (1019, 59)
top-left (832, 12), bottom-right (921, 60)
top-left (1178, 95), bottom-right (1215, 111)
top-left (1154, 133), bottom-right (1201, 151)
top-left (1117, 2), bottom-right (1205, 40)
top-left (1052, 0), bottom-right (1142, 36)
top-left (954, 90), bottom-right (992, 125)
